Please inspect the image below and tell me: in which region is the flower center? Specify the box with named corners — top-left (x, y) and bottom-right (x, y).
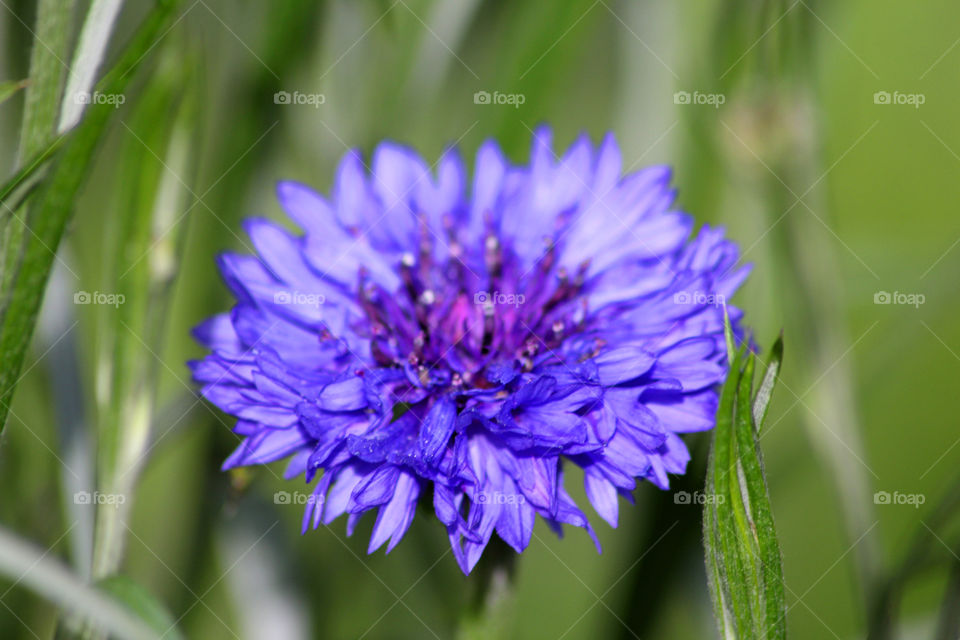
top-left (353, 229), bottom-right (591, 394)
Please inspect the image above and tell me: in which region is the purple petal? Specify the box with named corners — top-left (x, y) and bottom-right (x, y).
top-left (419, 396), bottom-right (457, 464)
top-left (368, 470), bottom-right (420, 553)
top-left (584, 471), bottom-right (619, 528)
top-left (351, 465), bottom-right (400, 510)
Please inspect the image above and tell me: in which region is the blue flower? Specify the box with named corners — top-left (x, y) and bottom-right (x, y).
top-left (190, 127), bottom-right (749, 574)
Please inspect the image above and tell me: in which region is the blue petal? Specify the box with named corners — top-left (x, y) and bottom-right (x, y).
top-left (468, 140), bottom-right (506, 240)
top-left (419, 396), bottom-right (457, 464)
top-left (584, 471), bottom-right (619, 528)
top-left (369, 142), bottom-right (423, 250)
top-left (333, 149), bottom-right (376, 229)
top-left (433, 483), bottom-right (459, 528)
top-left (351, 464), bottom-right (400, 510)
top-left (368, 470), bottom-right (420, 553)
top-left (322, 465), bottom-right (368, 527)
top-left (494, 475), bottom-right (535, 553)
top-left (191, 313), bottom-right (241, 353)
top-left (593, 345), bottom-right (656, 386)
top-left (276, 181), bottom-right (336, 236)
top-left (642, 388), bottom-right (718, 433)
top-left (223, 426), bottom-right (308, 469)
top-left (317, 376), bottom-right (368, 411)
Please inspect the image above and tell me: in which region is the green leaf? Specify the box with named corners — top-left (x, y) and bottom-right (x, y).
top-left (705, 340), bottom-right (752, 637)
top-left (703, 320), bottom-right (787, 639)
top-left (735, 351), bottom-right (787, 637)
top-left (96, 575), bottom-right (184, 640)
top-left (0, 0), bottom-right (188, 433)
top-left (0, 79), bottom-right (29, 105)
top-left (752, 335), bottom-right (783, 427)
top-left (722, 305), bottom-right (736, 364)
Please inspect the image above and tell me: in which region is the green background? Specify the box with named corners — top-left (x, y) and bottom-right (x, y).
top-left (1, 0), bottom-right (958, 637)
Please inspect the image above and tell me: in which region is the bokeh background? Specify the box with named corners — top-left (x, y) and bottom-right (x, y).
top-left (1, 0), bottom-right (958, 638)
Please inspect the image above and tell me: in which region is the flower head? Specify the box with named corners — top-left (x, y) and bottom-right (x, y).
top-left (191, 127), bottom-right (749, 574)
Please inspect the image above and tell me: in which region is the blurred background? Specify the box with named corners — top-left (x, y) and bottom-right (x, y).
top-left (1, 0), bottom-right (958, 637)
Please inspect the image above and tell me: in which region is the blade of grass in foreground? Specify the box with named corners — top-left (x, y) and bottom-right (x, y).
top-left (0, 0), bottom-right (187, 434)
top-left (1, 0), bottom-right (74, 345)
top-left (17, 0), bottom-right (74, 163)
top-left (0, 525), bottom-right (161, 640)
top-left (704, 317), bottom-right (786, 639)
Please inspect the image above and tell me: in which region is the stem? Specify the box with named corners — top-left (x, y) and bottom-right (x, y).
top-left (456, 538), bottom-right (516, 640)
top-left (18, 0), bottom-right (74, 162)
top-left (2, 0), bottom-right (74, 320)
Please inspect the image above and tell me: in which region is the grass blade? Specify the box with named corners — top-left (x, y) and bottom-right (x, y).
top-left (0, 135), bottom-right (65, 215)
top-left (704, 319), bottom-right (787, 639)
top-left (59, 0), bottom-right (126, 133)
top-left (17, 0), bottom-right (75, 162)
top-left (0, 0), bottom-right (188, 433)
top-left (0, 525), bottom-right (161, 640)
top-left (753, 335), bottom-right (784, 428)
top-left (2, 0), bottom-right (75, 338)
top-left (704, 340), bottom-right (750, 637)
